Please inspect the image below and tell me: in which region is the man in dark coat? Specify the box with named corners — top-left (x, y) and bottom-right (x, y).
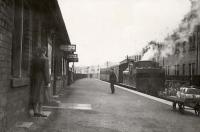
top-left (31, 47), bottom-right (50, 117)
top-left (109, 68), bottom-right (117, 94)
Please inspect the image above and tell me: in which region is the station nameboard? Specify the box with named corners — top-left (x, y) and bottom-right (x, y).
top-left (68, 58), bottom-right (79, 62)
top-left (67, 54), bottom-right (79, 62)
top-left (67, 54), bottom-right (78, 59)
top-left (60, 44), bottom-right (76, 52)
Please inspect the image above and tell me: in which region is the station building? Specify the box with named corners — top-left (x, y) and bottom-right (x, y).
top-left (158, 25), bottom-right (200, 87)
top-left (0, 0), bottom-right (73, 131)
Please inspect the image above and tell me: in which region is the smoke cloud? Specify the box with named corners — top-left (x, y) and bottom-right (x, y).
top-left (142, 0), bottom-right (200, 61)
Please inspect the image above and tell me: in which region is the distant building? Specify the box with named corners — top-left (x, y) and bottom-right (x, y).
top-left (75, 65), bottom-right (100, 79)
top-left (101, 61), bottom-right (119, 68)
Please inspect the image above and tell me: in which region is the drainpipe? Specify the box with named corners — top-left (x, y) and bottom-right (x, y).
top-left (197, 31), bottom-right (199, 75)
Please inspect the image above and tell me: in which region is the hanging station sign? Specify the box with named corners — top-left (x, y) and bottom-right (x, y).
top-left (60, 44), bottom-right (76, 52)
top-left (67, 54), bottom-right (78, 59)
top-left (69, 58), bottom-right (79, 62)
top-left (67, 54), bottom-right (79, 62)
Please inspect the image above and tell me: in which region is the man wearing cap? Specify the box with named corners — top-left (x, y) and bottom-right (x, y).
top-left (109, 68), bottom-right (117, 94)
top-left (30, 47), bottom-right (50, 117)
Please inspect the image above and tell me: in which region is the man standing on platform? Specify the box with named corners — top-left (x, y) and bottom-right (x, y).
top-left (109, 68), bottom-right (117, 94)
top-left (30, 47), bottom-right (50, 117)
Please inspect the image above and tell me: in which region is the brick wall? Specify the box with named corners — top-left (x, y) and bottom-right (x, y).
top-left (6, 87), bottom-right (30, 128)
top-left (0, 0), bottom-right (13, 131)
top-left (0, 0), bottom-right (34, 130)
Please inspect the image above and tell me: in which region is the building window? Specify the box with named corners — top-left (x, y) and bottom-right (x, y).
top-left (188, 63), bottom-right (195, 76)
top-left (174, 43), bottom-right (180, 54)
top-left (192, 63), bottom-right (195, 76)
top-left (166, 66), bottom-right (168, 75)
top-left (189, 63), bottom-right (191, 76)
top-left (61, 57), bottom-right (63, 75)
top-left (168, 66), bottom-right (170, 75)
top-left (189, 35), bottom-right (195, 50)
top-left (182, 42), bottom-right (186, 53)
top-left (139, 55), bottom-right (141, 60)
top-left (22, 2), bottom-right (31, 74)
top-left (177, 64), bottom-right (179, 76)
top-left (12, 0), bottom-right (31, 77)
top-left (174, 65), bottom-right (179, 76)
top-left (174, 65), bottom-right (176, 75)
top-left (182, 64), bottom-right (185, 76)
top-left (165, 66), bottom-right (170, 76)
top-left (48, 43), bottom-right (52, 75)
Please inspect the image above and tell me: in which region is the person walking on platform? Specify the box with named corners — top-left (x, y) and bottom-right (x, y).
top-left (109, 68), bottom-right (117, 94)
top-left (30, 47), bottom-right (50, 117)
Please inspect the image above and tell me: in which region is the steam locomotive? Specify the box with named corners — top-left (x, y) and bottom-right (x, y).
top-left (100, 60), bottom-right (165, 96)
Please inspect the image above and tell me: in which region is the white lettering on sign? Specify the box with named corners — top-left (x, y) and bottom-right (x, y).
top-left (60, 45), bottom-right (76, 52)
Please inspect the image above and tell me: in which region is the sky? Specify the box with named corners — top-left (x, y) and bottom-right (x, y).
top-left (58, 0), bottom-right (191, 66)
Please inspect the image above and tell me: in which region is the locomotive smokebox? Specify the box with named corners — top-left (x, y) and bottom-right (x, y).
top-left (135, 61), bottom-right (165, 96)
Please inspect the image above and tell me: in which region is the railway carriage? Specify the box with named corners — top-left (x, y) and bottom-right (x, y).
top-left (100, 65), bottom-right (119, 82)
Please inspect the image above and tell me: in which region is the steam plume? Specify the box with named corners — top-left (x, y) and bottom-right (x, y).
top-left (142, 0), bottom-right (200, 61)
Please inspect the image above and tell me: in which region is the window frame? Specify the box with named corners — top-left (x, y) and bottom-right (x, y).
top-left (11, 0), bottom-right (31, 87)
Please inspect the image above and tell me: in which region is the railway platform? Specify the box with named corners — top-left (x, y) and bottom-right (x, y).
top-left (13, 78), bottom-right (200, 132)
